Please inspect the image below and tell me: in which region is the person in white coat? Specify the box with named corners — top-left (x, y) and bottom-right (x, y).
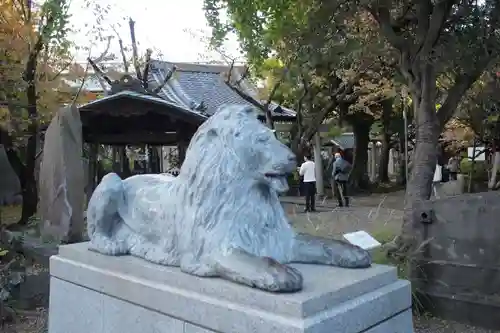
top-left (299, 154), bottom-right (316, 212)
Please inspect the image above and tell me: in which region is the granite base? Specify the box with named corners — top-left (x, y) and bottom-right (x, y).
top-left (49, 243), bottom-right (414, 333)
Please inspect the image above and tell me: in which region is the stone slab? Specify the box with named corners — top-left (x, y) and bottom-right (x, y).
top-left (49, 242), bottom-right (414, 333)
top-left (50, 277), bottom-right (413, 333)
top-left (49, 277), bottom-right (185, 333)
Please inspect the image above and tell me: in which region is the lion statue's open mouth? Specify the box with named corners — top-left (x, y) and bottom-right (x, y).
top-left (86, 104), bottom-right (371, 293)
top-left (265, 172), bottom-right (291, 193)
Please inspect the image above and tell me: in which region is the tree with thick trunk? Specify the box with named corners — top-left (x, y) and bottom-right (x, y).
top-left (5, 0), bottom-right (72, 225)
top-left (366, 1), bottom-right (500, 248)
top-left (377, 99), bottom-right (395, 183)
top-left (346, 112), bottom-right (374, 191)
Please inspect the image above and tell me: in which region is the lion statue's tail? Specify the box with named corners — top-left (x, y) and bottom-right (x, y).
top-left (86, 173), bottom-right (129, 255)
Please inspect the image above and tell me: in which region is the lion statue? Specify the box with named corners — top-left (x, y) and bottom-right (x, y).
top-left (87, 104), bottom-right (371, 293)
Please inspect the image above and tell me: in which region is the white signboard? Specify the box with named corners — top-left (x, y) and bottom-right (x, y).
top-left (468, 147), bottom-right (485, 161)
top-left (343, 230), bottom-right (381, 250)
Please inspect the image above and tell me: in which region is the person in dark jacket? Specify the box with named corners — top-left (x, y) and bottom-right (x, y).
top-left (332, 152), bottom-right (351, 207)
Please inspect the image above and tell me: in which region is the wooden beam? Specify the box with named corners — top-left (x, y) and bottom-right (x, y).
top-left (83, 132), bottom-right (186, 145)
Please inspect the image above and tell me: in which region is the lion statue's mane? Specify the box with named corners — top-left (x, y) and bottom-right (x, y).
top-left (87, 104), bottom-right (371, 292)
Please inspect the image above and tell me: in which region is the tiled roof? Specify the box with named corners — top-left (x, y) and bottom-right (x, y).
top-left (149, 60), bottom-right (296, 120)
top-left (329, 133), bottom-right (355, 149)
top-left (73, 60), bottom-right (296, 122)
top-left (79, 90), bottom-right (208, 124)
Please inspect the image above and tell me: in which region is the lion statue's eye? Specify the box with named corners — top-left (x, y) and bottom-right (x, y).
top-left (256, 136), bottom-right (270, 143)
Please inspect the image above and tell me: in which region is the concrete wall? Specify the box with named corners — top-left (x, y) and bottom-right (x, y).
top-left (411, 191), bottom-right (500, 329)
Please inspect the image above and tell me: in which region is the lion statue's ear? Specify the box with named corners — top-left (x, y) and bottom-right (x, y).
top-left (242, 106), bottom-right (257, 115)
top-left (207, 128), bottom-right (218, 138)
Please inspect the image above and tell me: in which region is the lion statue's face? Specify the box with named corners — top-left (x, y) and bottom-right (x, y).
top-left (186, 104), bottom-right (297, 193)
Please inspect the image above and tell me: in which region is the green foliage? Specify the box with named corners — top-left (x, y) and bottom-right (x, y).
top-left (287, 170), bottom-right (300, 187)
top-left (326, 124), bottom-right (344, 138)
top-left (457, 70), bottom-right (500, 145)
top-left (204, 0), bottom-right (400, 146)
top-left (0, 0), bottom-right (75, 142)
top-left (40, 0), bottom-right (72, 47)
top-left (459, 158), bottom-right (489, 181)
top-left (0, 242), bottom-right (26, 309)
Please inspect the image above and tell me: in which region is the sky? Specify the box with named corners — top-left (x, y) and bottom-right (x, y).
top-left (67, 0), bottom-right (242, 64)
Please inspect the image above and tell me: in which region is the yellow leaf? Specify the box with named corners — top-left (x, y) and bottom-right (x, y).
top-left (0, 249), bottom-right (9, 256)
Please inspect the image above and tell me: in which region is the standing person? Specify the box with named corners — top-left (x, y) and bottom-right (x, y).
top-left (326, 150), bottom-right (337, 198)
top-left (299, 154), bottom-right (316, 212)
top-left (447, 154), bottom-right (460, 180)
top-left (332, 152), bottom-right (351, 207)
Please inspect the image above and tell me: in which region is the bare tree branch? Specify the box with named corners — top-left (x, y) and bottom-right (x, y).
top-left (111, 25), bottom-right (129, 74)
top-left (226, 59), bottom-right (235, 84)
top-left (142, 48), bottom-right (153, 89)
top-left (93, 36), bottom-right (112, 63)
top-left (87, 57), bottom-right (113, 86)
top-left (152, 66), bottom-right (177, 94)
top-left (235, 65), bottom-right (250, 85)
top-left (85, 35), bottom-right (113, 92)
top-left (224, 60), bottom-right (279, 128)
top-left (48, 59), bottom-right (73, 82)
top-left (129, 18), bottom-right (142, 81)
top-left (71, 47), bottom-right (94, 105)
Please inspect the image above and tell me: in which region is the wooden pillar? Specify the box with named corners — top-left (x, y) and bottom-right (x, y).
top-left (369, 142), bottom-right (377, 182)
top-left (118, 146), bottom-right (126, 173)
top-left (112, 146), bottom-right (118, 164)
top-left (176, 124), bottom-right (190, 167)
top-left (86, 143), bottom-right (98, 203)
top-left (146, 145), bottom-right (152, 173)
top-left (158, 146), bottom-right (164, 172)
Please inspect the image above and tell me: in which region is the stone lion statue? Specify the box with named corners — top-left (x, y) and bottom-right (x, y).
top-left (87, 104), bottom-right (371, 293)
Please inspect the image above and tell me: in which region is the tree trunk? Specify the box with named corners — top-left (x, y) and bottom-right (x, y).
top-left (397, 126), bottom-right (407, 186)
top-left (378, 133), bottom-right (391, 183)
top-left (4, 147), bottom-right (26, 197)
top-left (401, 65), bottom-right (440, 242)
top-left (378, 99), bottom-right (393, 183)
top-left (488, 146), bottom-right (500, 190)
top-left (19, 54), bottom-right (40, 225)
top-left (347, 113), bottom-right (373, 191)
top-left (1, 104), bottom-right (33, 224)
top-left (313, 133), bottom-right (324, 195)
top-left (20, 133), bottom-right (38, 224)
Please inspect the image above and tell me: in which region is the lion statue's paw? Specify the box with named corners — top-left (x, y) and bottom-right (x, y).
top-left (88, 235), bottom-right (129, 256)
top-left (328, 245), bottom-right (372, 268)
top-left (255, 258), bottom-right (303, 293)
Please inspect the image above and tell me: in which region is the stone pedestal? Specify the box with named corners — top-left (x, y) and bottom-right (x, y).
top-left (49, 243), bottom-right (414, 333)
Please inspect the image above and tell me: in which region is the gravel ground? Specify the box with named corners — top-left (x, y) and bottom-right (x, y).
top-left (285, 204), bottom-right (403, 238)
top-left (3, 308), bottom-right (47, 333)
top-left (413, 315), bottom-right (500, 333)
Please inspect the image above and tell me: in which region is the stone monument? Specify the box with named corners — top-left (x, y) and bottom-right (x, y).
top-left (49, 104), bottom-right (414, 332)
